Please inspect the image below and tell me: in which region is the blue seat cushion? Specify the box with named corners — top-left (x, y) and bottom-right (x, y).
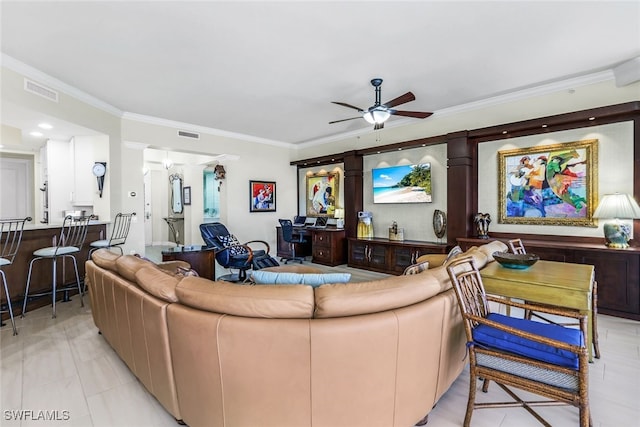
top-left (472, 313), bottom-right (583, 369)
top-left (251, 270), bottom-right (351, 287)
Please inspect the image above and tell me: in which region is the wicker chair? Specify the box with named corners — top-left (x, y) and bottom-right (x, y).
top-left (507, 238), bottom-right (526, 254)
top-left (446, 257), bottom-right (591, 427)
top-left (509, 238), bottom-right (600, 359)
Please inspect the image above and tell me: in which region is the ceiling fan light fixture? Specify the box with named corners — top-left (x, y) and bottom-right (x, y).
top-left (363, 109), bottom-right (391, 125)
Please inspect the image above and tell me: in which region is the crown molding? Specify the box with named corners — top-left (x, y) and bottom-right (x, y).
top-left (121, 112), bottom-right (293, 149)
top-left (1, 53), bottom-right (124, 117)
top-left (436, 70), bottom-right (615, 118)
top-left (298, 70), bottom-right (616, 148)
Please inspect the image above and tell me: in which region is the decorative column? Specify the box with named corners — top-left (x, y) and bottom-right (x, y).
top-left (446, 131), bottom-right (476, 246)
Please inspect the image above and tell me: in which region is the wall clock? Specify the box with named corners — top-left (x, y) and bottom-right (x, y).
top-left (433, 209), bottom-right (447, 239)
top-left (92, 162), bottom-right (107, 198)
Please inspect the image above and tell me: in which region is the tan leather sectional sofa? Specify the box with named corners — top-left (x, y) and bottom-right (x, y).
top-left (84, 240), bottom-right (507, 427)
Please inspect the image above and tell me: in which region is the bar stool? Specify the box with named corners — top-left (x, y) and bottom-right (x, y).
top-left (22, 215), bottom-right (93, 318)
top-left (0, 217), bottom-right (31, 335)
top-left (88, 212), bottom-right (134, 257)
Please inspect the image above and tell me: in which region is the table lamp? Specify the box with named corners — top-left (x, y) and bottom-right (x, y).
top-left (334, 208), bottom-right (345, 228)
top-left (593, 193), bottom-right (640, 248)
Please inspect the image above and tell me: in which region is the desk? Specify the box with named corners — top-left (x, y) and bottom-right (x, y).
top-left (276, 227), bottom-right (346, 266)
top-left (480, 260), bottom-right (594, 361)
top-left (161, 245), bottom-right (216, 280)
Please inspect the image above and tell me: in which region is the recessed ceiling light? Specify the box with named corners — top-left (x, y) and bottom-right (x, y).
top-left (541, 124), bottom-right (548, 128)
top-left (38, 123), bottom-right (53, 130)
top-left (588, 117), bottom-right (596, 121)
top-left (502, 130), bottom-right (508, 134)
top-left (29, 131), bottom-right (44, 137)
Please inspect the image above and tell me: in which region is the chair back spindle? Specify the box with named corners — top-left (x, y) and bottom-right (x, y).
top-left (0, 217), bottom-right (31, 263)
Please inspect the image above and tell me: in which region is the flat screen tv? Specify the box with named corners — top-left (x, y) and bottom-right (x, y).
top-left (372, 163), bottom-right (432, 204)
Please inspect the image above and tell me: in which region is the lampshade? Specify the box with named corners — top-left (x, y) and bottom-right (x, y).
top-left (334, 208), bottom-right (345, 228)
top-left (593, 193), bottom-right (640, 248)
top-left (593, 193), bottom-right (640, 219)
top-left (363, 109), bottom-right (391, 125)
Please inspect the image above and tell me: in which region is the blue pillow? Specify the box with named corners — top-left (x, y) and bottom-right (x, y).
top-left (251, 270), bottom-right (351, 287)
top-left (472, 313), bottom-right (583, 369)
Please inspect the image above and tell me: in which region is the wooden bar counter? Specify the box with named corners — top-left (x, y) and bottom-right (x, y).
top-left (1, 222), bottom-right (107, 320)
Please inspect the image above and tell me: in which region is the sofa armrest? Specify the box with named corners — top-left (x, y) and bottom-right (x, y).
top-left (415, 254), bottom-right (447, 268)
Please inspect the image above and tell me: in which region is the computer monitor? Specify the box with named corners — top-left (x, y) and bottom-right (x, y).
top-left (315, 217), bottom-right (328, 228)
top-left (293, 215), bottom-right (306, 226)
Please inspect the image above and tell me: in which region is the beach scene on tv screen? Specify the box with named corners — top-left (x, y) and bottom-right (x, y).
top-left (373, 163), bottom-right (432, 203)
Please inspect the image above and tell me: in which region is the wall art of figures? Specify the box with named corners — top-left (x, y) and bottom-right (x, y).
top-left (306, 172), bottom-right (339, 217)
top-left (498, 139), bottom-right (598, 227)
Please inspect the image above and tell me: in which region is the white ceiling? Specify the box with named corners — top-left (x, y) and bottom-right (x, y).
top-left (1, 1), bottom-right (639, 147)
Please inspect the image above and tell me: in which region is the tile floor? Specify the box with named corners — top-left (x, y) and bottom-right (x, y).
top-left (1, 259), bottom-right (639, 427)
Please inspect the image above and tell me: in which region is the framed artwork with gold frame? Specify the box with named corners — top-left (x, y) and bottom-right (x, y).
top-left (306, 172), bottom-right (339, 217)
top-left (498, 139), bottom-right (598, 226)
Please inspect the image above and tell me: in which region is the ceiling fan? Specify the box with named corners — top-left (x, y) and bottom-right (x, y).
top-left (329, 78), bottom-right (433, 130)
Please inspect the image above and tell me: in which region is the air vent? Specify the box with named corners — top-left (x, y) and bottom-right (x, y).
top-left (24, 79), bottom-right (59, 103)
top-left (177, 130), bottom-right (200, 140)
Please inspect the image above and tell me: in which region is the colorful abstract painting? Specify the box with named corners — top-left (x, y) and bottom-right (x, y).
top-left (498, 139), bottom-right (598, 226)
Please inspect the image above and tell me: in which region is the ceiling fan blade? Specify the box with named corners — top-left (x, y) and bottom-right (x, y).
top-left (390, 110), bottom-right (433, 119)
top-left (382, 91), bottom-right (415, 109)
top-left (329, 116), bottom-right (362, 124)
top-left (331, 101), bottom-right (364, 112)
top-left (374, 122), bottom-right (384, 131)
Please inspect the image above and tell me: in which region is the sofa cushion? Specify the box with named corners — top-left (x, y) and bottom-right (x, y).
top-left (91, 249), bottom-right (120, 272)
top-left (262, 265), bottom-right (323, 274)
top-left (446, 245), bottom-right (463, 261)
top-left (251, 270), bottom-right (351, 287)
top-left (402, 260), bottom-right (429, 275)
top-left (135, 266), bottom-right (181, 303)
top-left (476, 240), bottom-right (509, 262)
top-left (176, 276), bottom-right (315, 318)
top-left (473, 313), bottom-right (582, 369)
top-left (116, 255), bottom-right (159, 282)
top-left (314, 271), bottom-right (448, 318)
top-left (217, 234), bottom-right (248, 255)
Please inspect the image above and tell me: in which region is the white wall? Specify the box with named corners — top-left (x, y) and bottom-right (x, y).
top-left (478, 121), bottom-right (634, 238)
top-left (364, 144), bottom-right (448, 241)
top-left (122, 118), bottom-right (297, 256)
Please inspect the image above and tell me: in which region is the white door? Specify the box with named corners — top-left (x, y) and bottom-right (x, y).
top-left (0, 156), bottom-right (33, 219)
top-left (144, 171), bottom-right (152, 246)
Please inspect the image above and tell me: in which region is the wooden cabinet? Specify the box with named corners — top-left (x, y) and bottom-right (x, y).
top-left (457, 237), bottom-right (640, 320)
top-left (275, 227), bottom-right (345, 266)
top-left (311, 229), bottom-right (346, 266)
top-left (161, 246), bottom-right (216, 280)
top-left (348, 239), bottom-right (389, 272)
top-left (348, 238), bottom-right (448, 275)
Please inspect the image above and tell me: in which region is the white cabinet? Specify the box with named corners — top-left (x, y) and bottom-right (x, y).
top-left (70, 137), bottom-right (95, 205)
top-left (46, 139), bottom-right (74, 224)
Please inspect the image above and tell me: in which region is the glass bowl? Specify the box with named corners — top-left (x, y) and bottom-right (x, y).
top-left (493, 252), bottom-right (540, 269)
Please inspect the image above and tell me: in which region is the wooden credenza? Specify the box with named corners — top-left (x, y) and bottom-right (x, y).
top-left (348, 238), bottom-right (448, 275)
top-left (457, 237), bottom-right (640, 320)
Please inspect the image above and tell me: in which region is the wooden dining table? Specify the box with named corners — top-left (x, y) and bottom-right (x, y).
top-left (480, 259), bottom-right (595, 361)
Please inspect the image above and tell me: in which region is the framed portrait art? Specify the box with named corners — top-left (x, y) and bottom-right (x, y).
top-left (249, 181), bottom-right (276, 212)
top-left (182, 186), bottom-right (191, 205)
top-left (306, 172), bottom-right (339, 217)
top-left (498, 139), bottom-right (598, 227)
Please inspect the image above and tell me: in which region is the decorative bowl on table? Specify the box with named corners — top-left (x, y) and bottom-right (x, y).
top-left (492, 252), bottom-right (540, 269)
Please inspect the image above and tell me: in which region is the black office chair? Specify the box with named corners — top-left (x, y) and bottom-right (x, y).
top-left (200, 222), bottom-right (277, 282)
top-left (278, 219), bottom-right (307, 264)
